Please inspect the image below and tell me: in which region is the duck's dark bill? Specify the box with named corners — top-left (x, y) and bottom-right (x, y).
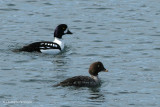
top-left (65, 30), bottom-right (72, 34)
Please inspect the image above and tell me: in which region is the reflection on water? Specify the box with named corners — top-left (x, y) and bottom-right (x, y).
top-left (88, 88), bottom-right (105, 103)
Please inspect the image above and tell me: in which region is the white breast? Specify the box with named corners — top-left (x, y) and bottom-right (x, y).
top-left (91, 75), bottom-right (101, 85)
top-left (55, 38), bottom-right (64, 50)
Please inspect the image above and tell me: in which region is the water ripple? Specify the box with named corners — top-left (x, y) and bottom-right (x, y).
top-left (153, 48), bottom-right (160, 50)
top-left (21, 79), bottom-right (55, 83)
top-left (0, 8), bottom-right (19, 11)
top-left (43, 2), bottom-right (53, 6)
top-left (25, 0), bottom-right (37, 3)
top-left (6, 4), bottom-right (16, 6)
top-left (73, 20), bottom-right (82, 22)
top-left (84, 7), bottom-right (113, 10)
top-left (2, 82), bottom-right (16, 86)
top-left (0, 95), bottom-right (12, 99)
top-left (150, 34), bottom-right (160, 36)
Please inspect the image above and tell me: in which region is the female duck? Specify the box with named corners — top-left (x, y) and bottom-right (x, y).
top-left (55, 61), bottom-right (108, 87)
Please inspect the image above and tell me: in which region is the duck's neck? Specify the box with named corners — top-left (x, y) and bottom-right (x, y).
top-left (53, 37), bottom-right (64, 49)
top-left (91, 75), bottom-right (101, 84)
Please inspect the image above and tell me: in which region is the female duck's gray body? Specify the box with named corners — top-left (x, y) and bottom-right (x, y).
top-left (19, 24), bottom-right (72, 54)
top-left (55, 61), bottom-right (108, 87)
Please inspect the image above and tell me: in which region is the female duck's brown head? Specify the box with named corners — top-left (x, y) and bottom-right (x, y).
top-left (89, 61), bottom-right (108, 76)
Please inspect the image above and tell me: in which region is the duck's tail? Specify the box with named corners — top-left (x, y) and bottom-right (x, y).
top-left (53, 83), bottom-right (61, 87)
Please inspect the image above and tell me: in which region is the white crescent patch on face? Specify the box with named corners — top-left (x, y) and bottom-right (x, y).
top-left (64, 28), bottom-right (68, 34)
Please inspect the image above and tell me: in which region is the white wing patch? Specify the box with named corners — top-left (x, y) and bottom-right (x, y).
top-left (40, 42), bottom-right (60, 49)
top-left (39, 47), bottom-right (45, 49)
top-left (40, 43), bottom-right (44, 45)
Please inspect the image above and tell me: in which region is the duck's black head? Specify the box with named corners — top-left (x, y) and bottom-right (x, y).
top-left (54, 24), bottom-right (72, 39)
top-left (89, 61), bottom-right (108, 76)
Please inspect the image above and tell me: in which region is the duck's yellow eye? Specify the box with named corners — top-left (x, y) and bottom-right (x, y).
top-left (63, 27), bottom-right (65, 29)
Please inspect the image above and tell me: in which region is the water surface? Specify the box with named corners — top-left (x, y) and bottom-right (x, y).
top-left (0, 0), bottom-right (160, 107)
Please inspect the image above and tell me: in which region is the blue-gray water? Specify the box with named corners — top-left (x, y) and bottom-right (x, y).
top-left (0, 0), bottom-right (160, 107)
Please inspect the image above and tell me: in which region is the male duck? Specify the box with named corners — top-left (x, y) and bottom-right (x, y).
top-left (19, 24), bottom-right (72, 54)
